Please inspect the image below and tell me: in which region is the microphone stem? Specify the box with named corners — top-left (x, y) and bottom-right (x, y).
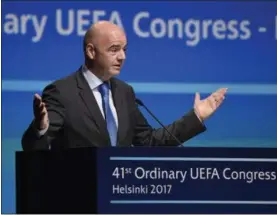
top-left (141, 104), bottom-right (183, 145)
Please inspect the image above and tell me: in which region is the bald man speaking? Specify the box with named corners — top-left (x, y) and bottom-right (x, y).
top-left (22, 21), bottom-right (227, 150)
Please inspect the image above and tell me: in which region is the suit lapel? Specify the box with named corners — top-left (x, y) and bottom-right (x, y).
top-left (110, 78), bottom-right (128, 146)
top-left (76, 69), bottom-right (110, 146)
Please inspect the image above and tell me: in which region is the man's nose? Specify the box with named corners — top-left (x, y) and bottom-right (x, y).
top-left (117, 49), bottom-right (126, 60)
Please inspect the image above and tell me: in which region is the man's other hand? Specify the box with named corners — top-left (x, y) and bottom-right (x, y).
top-left (194, 88), bottom-right (228, 121)
top-left (33, 93), bottom-right (49, 130)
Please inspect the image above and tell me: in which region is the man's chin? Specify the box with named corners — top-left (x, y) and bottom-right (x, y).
top-left (109, 69), bottom-right (121, 77)
top-left (100, 69), bottom-right (121, 81)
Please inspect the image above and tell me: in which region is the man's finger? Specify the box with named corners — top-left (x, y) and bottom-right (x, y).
top-left (212, 88), bottom-right (227, 100)
top-left (214, 88), bottom-right (228, 96)
top-left (39, 102), bottom-right (45, 108)
top-left (34, 102), bottom-right (46, 117)
top-left (215, 96), bottom-right (224, 108)
top-left (194, 92), bottom-right (200, 103)
top-left (218, 87), bottom-right (228, 92)
top-left (39, 103), bottom-right (45, 112)
top-left (34, 93), bottom-right (42, 101)
top-left (213, 94), bottom-right (223, 102)
top-left (34, 94), bottom-right (42, 107)
top-left (35, 106), bottom-right (47, 118)
top-left (208, 97), bottom-right (217, 110)
top-left (34, 98), bottom-right (41, 107)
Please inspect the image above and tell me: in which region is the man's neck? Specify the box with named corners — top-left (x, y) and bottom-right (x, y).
top-left (84, 62), bottom-right (111, 81)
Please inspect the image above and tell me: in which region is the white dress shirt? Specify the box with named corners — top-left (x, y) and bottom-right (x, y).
top-left (82, 65), bottom-right (118, 127)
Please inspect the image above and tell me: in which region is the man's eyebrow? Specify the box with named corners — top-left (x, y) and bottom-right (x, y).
top-left (108, 43), bottom-right (128, 49)
top-left (108, 44), bottom-right (121, 48)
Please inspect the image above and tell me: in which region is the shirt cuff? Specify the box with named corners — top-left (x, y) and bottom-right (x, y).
top-left (32, 121), bottom-right (49, 137)
top-left (194, 109), bottom-right (203, 124)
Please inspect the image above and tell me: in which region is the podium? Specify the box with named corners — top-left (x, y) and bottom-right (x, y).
top-left (16, 147), bottom-right (98, 214)
top-left (16, 147), bottom-right (277, 214)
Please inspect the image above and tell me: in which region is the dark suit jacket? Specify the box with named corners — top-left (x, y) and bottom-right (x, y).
top-left (22, 67), bottom-right (206, 151)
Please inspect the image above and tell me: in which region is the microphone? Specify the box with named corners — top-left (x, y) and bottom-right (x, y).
top-left (135, 98), bottom-right (183, 147)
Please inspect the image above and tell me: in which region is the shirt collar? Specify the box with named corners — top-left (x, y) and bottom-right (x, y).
top-left (82, 65), bottom-right (104, 90)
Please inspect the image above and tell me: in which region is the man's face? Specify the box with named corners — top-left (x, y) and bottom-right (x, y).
top-left (93, 30), bottom-right (127, 79)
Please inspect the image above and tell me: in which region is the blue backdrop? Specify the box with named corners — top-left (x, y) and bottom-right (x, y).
top-left (2, 1), bottom-right (277, 213)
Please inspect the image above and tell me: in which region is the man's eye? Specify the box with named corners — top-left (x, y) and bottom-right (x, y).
top-left (109, 49), bottom-right (117, 53)
top-left (109, 47), bottom-right (119, 52)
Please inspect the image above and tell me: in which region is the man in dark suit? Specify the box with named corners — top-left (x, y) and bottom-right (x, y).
top-left (22, 21), bottom-right (227, 151)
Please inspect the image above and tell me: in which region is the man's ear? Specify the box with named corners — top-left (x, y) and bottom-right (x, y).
top-left (86, 43), bottom-right (95, 60)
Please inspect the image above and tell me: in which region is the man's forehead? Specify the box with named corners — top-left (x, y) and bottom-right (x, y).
top-left (95, 29), bottom-right (127, 47)
top-left (105, 35), bottom-right (127, 47)
top-left (109, 30), bottom-right (126, 41)
top-left (107, 41), bottom-right (127, 47)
